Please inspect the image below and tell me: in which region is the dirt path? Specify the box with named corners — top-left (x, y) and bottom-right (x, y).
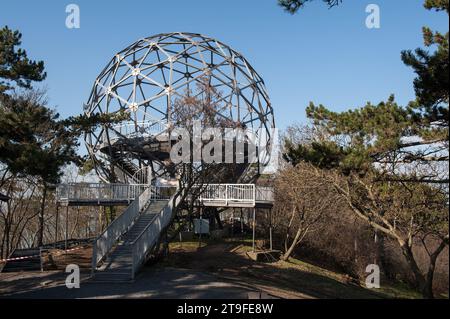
top-left (161, 239), bottom-right (388, 299)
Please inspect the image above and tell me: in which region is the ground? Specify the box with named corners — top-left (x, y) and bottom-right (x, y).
top-left (0, 238), bottom-right (421, 299)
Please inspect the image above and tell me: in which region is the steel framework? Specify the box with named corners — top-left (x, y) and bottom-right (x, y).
top-left (84, 32), bottom-right (275, 183)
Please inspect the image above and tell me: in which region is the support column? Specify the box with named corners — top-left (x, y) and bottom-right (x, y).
top-left (269, 208), bottom-right (273, 251)
top-left (55, 205), bottom-right (60, 248)
top-left (65, 206), bottom-right (69, 251)
top-left (231, 208), bottom-right (234, 237)
top-left (252, 207), bottom-right (256, 252)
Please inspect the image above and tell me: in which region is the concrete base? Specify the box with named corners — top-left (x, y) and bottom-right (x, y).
top-left (246, 250), bottom-right (281, 262)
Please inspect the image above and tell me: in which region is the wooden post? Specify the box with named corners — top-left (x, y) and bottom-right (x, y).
top-left (252, 207), bottom-right (256, 252)
top-left (55, 205), bottom-right (60, 248)
top-left (231, 209), bottom-right (234, 237)
top-left (240, 208), bottom-right (244, 235)
top-left (198, 207), bottom-right (202, 248)
top-left (65, 206), bottom-right (69, 251)
top-left (269, 208), bottom-right (273, 251)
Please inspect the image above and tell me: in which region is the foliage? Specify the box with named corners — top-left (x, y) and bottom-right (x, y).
top-left (0, 26), bottom-right (46, 95)
top-left (281, 1), bottom-right (449, 297)
top-left (401, 0), bottom-right (449, 127)
top-left (278, 0), bottom-right (341, 13)
top-left (0, 91), bottom-right (80, 185)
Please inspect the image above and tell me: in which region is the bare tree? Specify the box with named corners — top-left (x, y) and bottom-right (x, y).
top-left (274, 162), bottom-right (341, 261)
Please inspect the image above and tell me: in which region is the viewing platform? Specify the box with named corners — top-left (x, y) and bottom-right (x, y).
top-left (56, 183), bottom-right (274, 208)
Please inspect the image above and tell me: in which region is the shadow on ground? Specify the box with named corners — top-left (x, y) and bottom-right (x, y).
top-left (160, 239), bottom-right (388, 299)
top-left (0, 268), bottom-right (253, 299)
top-left (1, 239), bottom-right (390, 299)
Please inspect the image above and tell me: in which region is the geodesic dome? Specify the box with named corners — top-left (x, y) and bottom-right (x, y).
top-left (84, 32), bottom-right (275, 183)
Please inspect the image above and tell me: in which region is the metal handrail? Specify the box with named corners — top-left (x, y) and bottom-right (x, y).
top-left (193, 184), bottom-right (256, 205)
top-left (130, 185), bottom-right (184, 279)
top-left (129, 186), bottom-right (178, 247)
top-left (91, 186), bottom-right (152, 268)
top-left (56, 183), bottom-right (147, 202)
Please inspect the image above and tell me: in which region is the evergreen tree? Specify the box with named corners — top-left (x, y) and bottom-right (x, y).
top-left (401, 0), bottom-right (449, 127)
top-left (278, 0), bottom-right (341, 13)
top-left (0, 91), bottom-right (81, 246)
top-left (0, 26), bottom-right (46, 95)
top-left (283, 1), bottom-right (449, 298)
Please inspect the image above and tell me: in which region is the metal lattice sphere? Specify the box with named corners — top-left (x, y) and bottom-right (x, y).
top-left (84, 32), bottom-right (275, 183)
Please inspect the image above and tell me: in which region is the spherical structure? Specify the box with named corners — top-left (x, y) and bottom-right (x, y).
top-left (84, 32), bottom-right (275, 183)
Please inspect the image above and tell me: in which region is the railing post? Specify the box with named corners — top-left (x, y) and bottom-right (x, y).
top-left (91, 240), bottom-right (97, 277)
top-left (252, 184), bottom-right (256, 207)
top-left (225, 184), bottom-right (228, 205)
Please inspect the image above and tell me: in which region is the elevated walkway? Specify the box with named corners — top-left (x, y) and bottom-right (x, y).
top-left (56, 183), bottom-right (273, 208)
top-left (55, 182), bottom-right (273, 282)
top-left (88, 185), bottom-right (185, 282)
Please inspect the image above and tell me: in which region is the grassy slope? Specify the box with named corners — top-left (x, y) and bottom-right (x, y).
top-left (163, 238), bottom-right (422, 299)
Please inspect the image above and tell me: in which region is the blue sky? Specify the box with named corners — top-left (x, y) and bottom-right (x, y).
top-left (1, 0), bottom-right (448, 130)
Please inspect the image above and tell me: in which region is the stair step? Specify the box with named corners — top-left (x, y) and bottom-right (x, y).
top-left (93, 197), bottom-right (172, 280)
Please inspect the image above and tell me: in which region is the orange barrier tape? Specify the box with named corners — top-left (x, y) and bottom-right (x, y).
top-left (0, 246), bottom-right (85, 262)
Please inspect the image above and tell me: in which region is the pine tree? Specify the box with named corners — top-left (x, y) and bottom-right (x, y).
top-left (0, 26), bottom-right (46, 95)
top-left (283, 1), bottom-right (449, 298)
top-left (278, 0), bottom-right (341, 13)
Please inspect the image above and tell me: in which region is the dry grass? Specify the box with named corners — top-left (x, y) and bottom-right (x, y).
top-left (162, 238), bottom-right (422, 299)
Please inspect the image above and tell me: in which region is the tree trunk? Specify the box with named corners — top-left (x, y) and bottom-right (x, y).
top-left (398, 240), bottom-right (430, 298)
top-left (421, 239), bottom-right (449, 299)
top-left (284, 206), bottom-right (296, 254)
top-left (37, 185), bottom-right (47, 247)
top-left (281, 226), bottom-right (304, 261)
top-left (422, 268), bottom-right (435, 299)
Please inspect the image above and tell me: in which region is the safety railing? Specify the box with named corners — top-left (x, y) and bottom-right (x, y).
top-left (131, 166), bottom-right (152, 185)
top-left (107, 119), bottom-right (168, 143)
top-left (193, 184), bottom-right (256, 206)
top-left (57, 183), bottom-right (273, 207)
top-left (91, 186), bottom-right (153, 269)
top-left (131, 186), bottom-right (184, 279)
top-left (56, 183), bottom-right (147, 203)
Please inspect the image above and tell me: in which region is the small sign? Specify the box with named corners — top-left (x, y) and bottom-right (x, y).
top-left (193, 218), bottom-right (210, 234)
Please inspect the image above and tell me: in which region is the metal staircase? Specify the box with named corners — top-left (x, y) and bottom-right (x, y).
top-left (91, 185), bottom-right (182, 282)
top-left (56, 180), bottom-right (272, 282)
top-left (93, 200), bottom-right (168, 282)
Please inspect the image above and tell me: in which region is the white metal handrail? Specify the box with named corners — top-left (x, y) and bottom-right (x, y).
top-left (91, 186), bottom-right (153, 269)
top-left (131, 185), bottom-right (184, 279)
top-left (56, 183), bottom-right (147, 203)
top-left (193, 184), bottom-right (256, 206)
top-left (131, 166), bottom-right (152, 185)
top-left (57, 183), bottom-right (273, 206)
top-left (90, 185), bottom-right (176, 272)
